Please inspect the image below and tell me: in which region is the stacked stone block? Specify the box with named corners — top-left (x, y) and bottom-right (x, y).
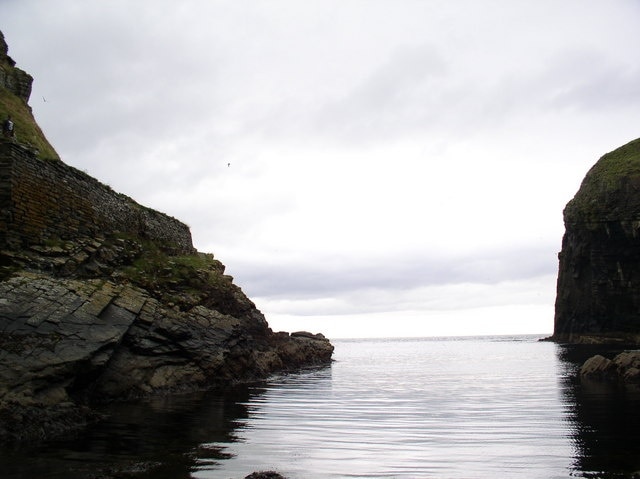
top-left (0, 140), bottom-right (194, 253)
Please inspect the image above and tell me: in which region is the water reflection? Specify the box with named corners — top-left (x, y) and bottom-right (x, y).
top-left (202, 366), bottom-right (335, 478)
top-left (556, 343), bottom-right (640, 478)
top-left (0, 384), bottom-right (265, 479)
top-left (6, 340), bottom-right (640, 478)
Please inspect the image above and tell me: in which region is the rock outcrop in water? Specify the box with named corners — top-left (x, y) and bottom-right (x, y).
top-left (580, 351), bottom-right (640, 384)
top-left (0, 30), bottom-right (332, 442)
top-left (553, 138), bottom-right (640, 344)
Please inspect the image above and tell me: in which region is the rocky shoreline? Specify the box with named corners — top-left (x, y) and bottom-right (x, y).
top-left (0, 238), bottom-right (333, 445)
top-left (0, 236), bottom-right (333, 443)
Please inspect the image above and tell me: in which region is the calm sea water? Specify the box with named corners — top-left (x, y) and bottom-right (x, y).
top-left (2, 335), bottom-right (640, 478)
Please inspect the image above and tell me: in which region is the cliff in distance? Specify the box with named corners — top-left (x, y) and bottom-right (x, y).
top-left (554, 137), bottom-right (640, 344)
top-left (0, 31), bottom-right (332, 442)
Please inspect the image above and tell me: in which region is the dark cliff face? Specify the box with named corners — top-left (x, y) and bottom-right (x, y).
top-left (554, 138), bottom-right (640, 343)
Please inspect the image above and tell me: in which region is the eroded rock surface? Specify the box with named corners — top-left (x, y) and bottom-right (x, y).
top-left (0, 238), bottom-right (333, 442)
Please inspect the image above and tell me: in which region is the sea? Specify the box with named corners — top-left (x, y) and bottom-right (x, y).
top-left (2, 335), bottom-right (640, 479)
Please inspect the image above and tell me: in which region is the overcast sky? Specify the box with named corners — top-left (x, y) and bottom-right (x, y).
top-left (2, 1), bottom-right (639, 338)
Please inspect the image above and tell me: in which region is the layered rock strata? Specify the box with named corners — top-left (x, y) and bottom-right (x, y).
top-left (553, 138), bottom-right (640, 344)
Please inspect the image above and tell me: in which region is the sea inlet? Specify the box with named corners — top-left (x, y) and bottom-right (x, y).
top-left (2, 335), bottom-right (640, 478)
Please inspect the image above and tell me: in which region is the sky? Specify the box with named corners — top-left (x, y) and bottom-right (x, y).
top-left (1, 1), bottom-right (639, 338)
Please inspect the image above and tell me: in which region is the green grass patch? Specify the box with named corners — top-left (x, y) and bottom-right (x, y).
top-left (0, 82), bottom-right (59, 160)
top-left (565, 137), bottom-right (640, 222)
top-left (119, 240), bottom-right (232, 310)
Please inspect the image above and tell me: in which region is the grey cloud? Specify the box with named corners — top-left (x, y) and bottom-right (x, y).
top-left (300, 44), bottom-right (640, 147)
top-left (233, 244), bottom-right (558, 300)
top-left (308, 44), bottom-right (455, 143)
top-left (544, 52), bottom-right (640, 112)
top-left (2, 2), bottom-right (234, 162)
top-left (478, 48), bottom-right (640, 123)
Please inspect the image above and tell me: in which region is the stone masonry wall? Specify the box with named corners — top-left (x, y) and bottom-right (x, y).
top-left (0, 140), bottom-right (194, 252)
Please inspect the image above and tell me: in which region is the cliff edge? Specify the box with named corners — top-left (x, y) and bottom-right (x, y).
top-left (0, 31), bottom-right (332, 442)
top-left (553, 137), bottom-right (640, 344)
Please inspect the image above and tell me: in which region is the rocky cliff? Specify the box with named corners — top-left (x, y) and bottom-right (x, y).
top-left (553, 137), bottom-right (640, 344)
top-left (0, 31), bottom-right (332, 442)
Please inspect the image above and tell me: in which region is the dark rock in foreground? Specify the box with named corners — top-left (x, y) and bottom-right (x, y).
top-left (553, 138), bottom-right (640, 344)
top-left (245, 472), bottom-right (287, 479)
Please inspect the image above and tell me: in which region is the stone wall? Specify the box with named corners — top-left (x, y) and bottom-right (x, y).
top-left (0, 139), bottom-right (194, 253)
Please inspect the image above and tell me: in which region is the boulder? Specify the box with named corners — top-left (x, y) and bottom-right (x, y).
top-left (245, 472), bottom-right (287, 479)
top-left (579, 354), bottom-right (616, 380)
top-left (580, 351), bottom-right (640, 384)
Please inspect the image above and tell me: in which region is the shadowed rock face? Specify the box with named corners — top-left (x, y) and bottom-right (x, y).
top-left (0, 30), bottom-right (333, 443)
top-left (554, 138), bottom-right (640, 344)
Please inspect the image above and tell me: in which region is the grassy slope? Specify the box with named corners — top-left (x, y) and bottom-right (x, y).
top-left (564, 137), bottom-right (640, 223)
top-left (0, 67), bottom-right (59, 160)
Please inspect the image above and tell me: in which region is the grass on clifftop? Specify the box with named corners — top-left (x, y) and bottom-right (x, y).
top-left (0, 87), bottom-right (59, 160)
top-left (585, 138), bottom-right (640, 185)
top-left (565, 137), bottom-right (640, 222)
